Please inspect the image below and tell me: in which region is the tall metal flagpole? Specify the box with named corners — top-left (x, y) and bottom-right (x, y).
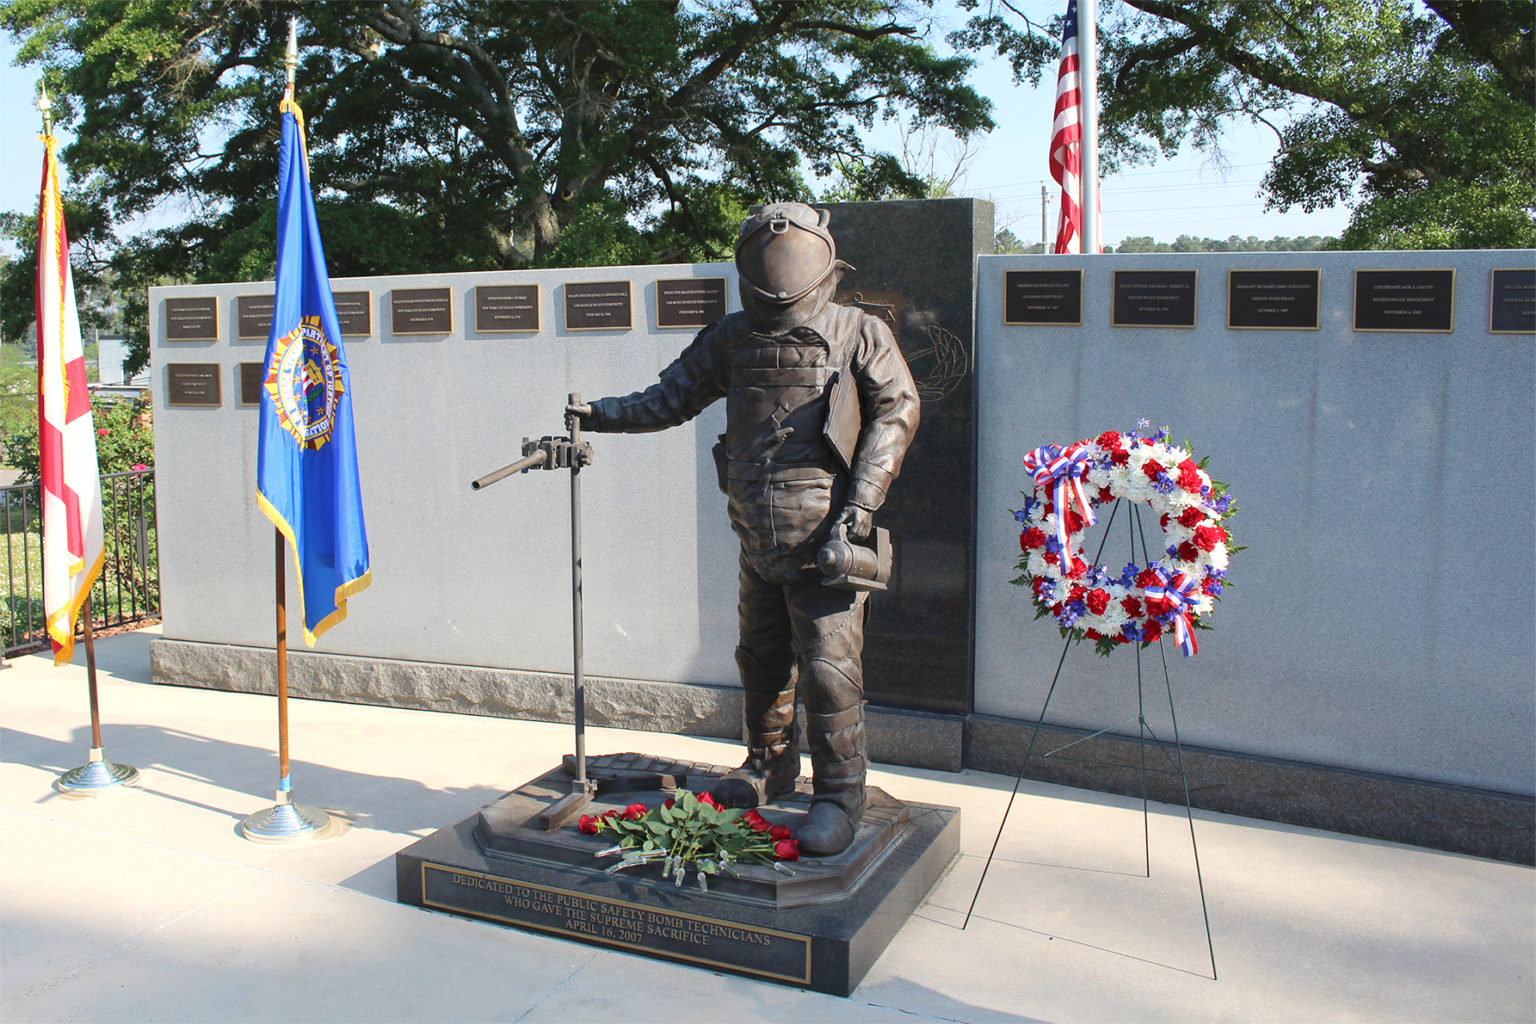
top-left (240, 18), bottom-right (335, 843)
top-left (46, 83), bottom-right (138, 796)
top-left (1078, 0), bottom-right (1101, 253)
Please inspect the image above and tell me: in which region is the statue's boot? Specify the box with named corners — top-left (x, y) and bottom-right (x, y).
top-left (796, 700), bottom-right (867, 857)
top-left (710, 649), bottom-right (799, 809)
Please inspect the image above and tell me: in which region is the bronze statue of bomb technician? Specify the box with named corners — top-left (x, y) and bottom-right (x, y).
top-left (568, 203), bottom-right (920, 856)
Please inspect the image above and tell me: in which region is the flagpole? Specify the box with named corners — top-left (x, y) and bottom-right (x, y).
top-left (38, 83), bottom-right (137, 797)
top-left (1079, 0), bottom-right (1101, 253)
top-left (239, 18), bottom-right (336, 842)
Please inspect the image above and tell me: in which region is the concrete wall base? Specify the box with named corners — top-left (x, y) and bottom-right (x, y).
top-left (151, 638), bottom-right (1532, 865)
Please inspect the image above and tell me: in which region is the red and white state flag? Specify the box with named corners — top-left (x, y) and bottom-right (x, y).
top-left (36, 131), bottom-right (104, 665)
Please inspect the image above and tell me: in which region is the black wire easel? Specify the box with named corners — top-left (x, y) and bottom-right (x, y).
top-left (962, 499), bottom-right (1218, 981)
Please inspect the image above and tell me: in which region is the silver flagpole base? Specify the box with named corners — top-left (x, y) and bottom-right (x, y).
top-left (56, 747), bottom-right (139, 795)
top-left (240, 790), bottom-right (337, 844)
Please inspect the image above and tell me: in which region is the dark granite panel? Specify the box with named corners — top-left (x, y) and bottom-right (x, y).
top-left (822, 200), bottom-right (992, 715)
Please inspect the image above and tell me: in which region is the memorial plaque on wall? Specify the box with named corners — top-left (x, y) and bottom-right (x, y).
top-left (1354, 269), bottom-right (1455, 332)
top-left (164, 297), bottom-right (219, 341)
top-left (1489, 268), bottom-right (1536, 334)
top-left (655, 278), bottom-right (728, 329)
top-left (564, 281), bottom-right (633, 330)
top-left (165, 363), bottom-right (222, 407)
top-left (820, 199), bottom-right (991, 716)
top-left (1227, 269), bottom-right (1321, 330)
top-left (1112, 270), bottom-right (1198, 328)
top-left (1003, 269), bottom-right (1082, 326)
top-left (333, 290), bottom-right (373, 336)
top-left (238, 362), bottom-right (264, 406)
top-left (475, 284), bottom-right (541, 333)
top-left (235, 295), bottom-right (275, 339)
top-left (391, 287), bottom-right (452, 335)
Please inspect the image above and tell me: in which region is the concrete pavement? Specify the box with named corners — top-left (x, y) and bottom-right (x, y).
top-left (2, 628), bottom-right (1531, 1023)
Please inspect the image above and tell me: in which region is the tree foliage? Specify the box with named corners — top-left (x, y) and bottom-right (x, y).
top-left (1, 0), bottom-right (993, 373)
top-left (953, 0), bottom-right (1535, 250)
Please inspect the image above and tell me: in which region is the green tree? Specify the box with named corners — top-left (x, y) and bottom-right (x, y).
top-left (953, 0), bottom-right (1535, 250)
top-left (2, 0), bottom-right (993, 372)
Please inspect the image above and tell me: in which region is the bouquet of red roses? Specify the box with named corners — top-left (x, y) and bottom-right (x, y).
top-left (578, 789), bottom-right (799, 894)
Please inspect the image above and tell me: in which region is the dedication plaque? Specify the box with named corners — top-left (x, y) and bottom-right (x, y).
top-left (391, 287), bottom-right (452, 335)
top-left (165, 363), bottom-right (222, 407)
top-left (1003, 269), bottom-right (1082, 326)
top-left (1489, 268), bottom-right (1536, 334)
top-left (1227, 269), bottom-right (1321, 330)
top-left (655, 277), bottom-right (727, 329)
top-left (238, 362), bottom-right (264, 406)
top-left (333, 290), bottom-right (373, 336)
top-left (420, 866), bottom-right (812, 986)
top-left (475, 284), bottom-right (540, 333)
top-left (564, 281), bottom-right (633, 330)
top-left (235, 294), bottom-right (275, 339)
top-left (163, 297), bottom-right (219, 342)
top-left (1112, 269), bottom-right (1198, 328)
top-left (1354, 269), bottom-right (1455, 332)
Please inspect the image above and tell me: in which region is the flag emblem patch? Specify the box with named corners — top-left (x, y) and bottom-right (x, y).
top-left (265, 315), bottom-right (345, 451)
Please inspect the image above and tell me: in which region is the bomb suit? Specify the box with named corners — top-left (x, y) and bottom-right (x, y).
top-left (572, 203), bottom-right (919, 855)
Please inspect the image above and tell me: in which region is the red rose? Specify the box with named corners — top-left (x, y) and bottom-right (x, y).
top-left (774, 839), bottom-right (800, 861)
top-left (1065, 557), bottom-right (1088, 579)
top-left (577, 814), bottom-right (600, 834)
top-left (1064, 509), bottom-right (1085, 533)
top-left (1194, 525), bottom-right (1227, 551)
top-left (768, 824), bottom-right (792, 840)
top-left (1085, 588), bottom-right (1111, 615)
top-left (1084, 628), bottom-right (1104, 640)
top-left (1135, 569), bottom-right (1161, 588)
top-left (698, 792), bottom-right (720, 810)
top-left (1177, 458), bottom-right (1203, 492)
top-left (1110, 449), bottom-right (1130, 466)
top-left (1142, 460), bottom-right (1164, 481)
top-left (622, 802), bottom-right (648, 820)
top-left (1021, 527), bottom-right (1046, 550)
top-left (1177, 541), bottom-right (1200, 562)
top-left (1120, 596), bottom-right (1142, 617)
top-left (744, 810), bottom-right (770, 831)
top-left (1043, 551), bottom-right (1059, 565)
top-left (1144, 593), bottom-right (1172, 616)
top-left (1178, 507), bottom-right (1205, 528)
top-left (1115, 634), bottom-right (1130, 644)
top-left (663, 798), bottom-right (676, 809)
top-left (1095, 430), bottom-right (1121, 449)
top-left (1067, 585), bottom-right (1087, 605)
top-left (1096, 486), bottom-right (1114, 504)
top-left (1142, 620), bottom-right (1163, 643)
top-left (1159, 513), bottom-right (1170, 530)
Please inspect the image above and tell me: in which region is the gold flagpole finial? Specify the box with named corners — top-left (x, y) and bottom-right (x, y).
top-left (285, 17), bottom-right (298, 87)
top-left (37, 81), bottom-right (53, 136)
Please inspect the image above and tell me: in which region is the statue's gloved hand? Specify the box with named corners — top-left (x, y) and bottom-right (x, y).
top-left (565, 401), bottom-right (595, 424)
top-left (835, 502), bottom-right (874, 541)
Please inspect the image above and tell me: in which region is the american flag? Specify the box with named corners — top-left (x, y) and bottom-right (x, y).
top-left (1050, 0), bottom-right (1099, 253)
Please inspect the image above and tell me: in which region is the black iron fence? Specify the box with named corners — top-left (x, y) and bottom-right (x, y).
top-left (2, 469), bottom-right (159, 655)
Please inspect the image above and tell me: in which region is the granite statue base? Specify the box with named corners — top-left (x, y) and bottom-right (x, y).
top-left (396, 753), bottom-right (960, 996)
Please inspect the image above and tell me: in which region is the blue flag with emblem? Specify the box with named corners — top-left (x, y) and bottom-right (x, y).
top-left (257, 84), bottom-right (370, 646)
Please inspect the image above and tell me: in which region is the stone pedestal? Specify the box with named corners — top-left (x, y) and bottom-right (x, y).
top-left (396, 753), bottom-right (959, 995)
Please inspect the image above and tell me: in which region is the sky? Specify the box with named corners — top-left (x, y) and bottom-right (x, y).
top-left (0, 15), bottom-right (1352, 260)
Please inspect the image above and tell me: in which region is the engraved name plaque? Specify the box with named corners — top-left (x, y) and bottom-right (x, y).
top-left (391, 287), bottom-right (452, 336)
top-left (236, 295), bottom-right (276, 340)
top-left (239, 362), bottom-right (264, 406)
top-left (655, 278), bottom-right (727, 329)
top-left (564, 281), bottom-right (633, 330)
top-left (420, 864), bottom-right (811, 985)
top-left (1354, 269), bottom-right (1455, 332)
top-left (164, 297), bottom-right (219, 342)
top-left (332, 291), bottom-right (373, 336)
top-left (475, 284), bottom-right (540, 333)
top-left (1003, 269), bottom-right (1082, 326)
top-left (1227, 269), bottom-right (1321, 330)
top-left (165, 363), bottom-right (222, 407)
top-left (1489, 268), bottom-right (1536, 334)
top-left (1112, 269), bottom-right (1198, 328)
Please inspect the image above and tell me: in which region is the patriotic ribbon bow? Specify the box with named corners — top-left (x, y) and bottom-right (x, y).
top-left (1145, 568), bottom-right (1200, 657)
top-left (1023, 441), bottom-right (1098, 561)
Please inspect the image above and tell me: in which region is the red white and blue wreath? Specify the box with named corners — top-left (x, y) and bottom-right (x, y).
top-left (1013, 421), bottom-right (1237, 657)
